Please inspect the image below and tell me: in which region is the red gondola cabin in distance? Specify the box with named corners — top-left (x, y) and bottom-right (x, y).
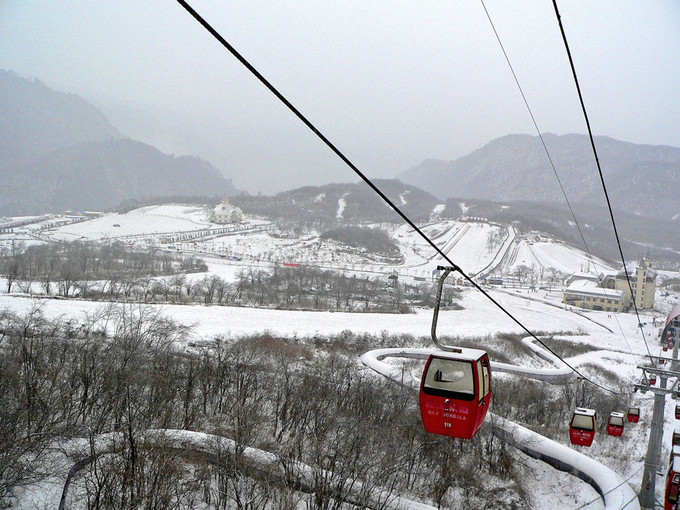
top-left (570, 408), bottom-right (597, 447)
top-left (675, 405), bottom-right (680, 420)
top-left (627, 406), bottom-right (640, 423)
top-left (607, 412), bottom-right (624, 437)
top-left (419, 348), bottom-right (491, 440)
top-left (666, 457), bottom-right (680, 510)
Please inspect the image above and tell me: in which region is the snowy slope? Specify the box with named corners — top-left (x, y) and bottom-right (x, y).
top-left (46, 205), bottom-right (216, 242)
top-left (503, 239), bottom-right (615, 275)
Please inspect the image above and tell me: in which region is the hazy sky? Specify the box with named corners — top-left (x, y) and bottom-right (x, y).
top-left (1, 1), bottom-right (678, 195)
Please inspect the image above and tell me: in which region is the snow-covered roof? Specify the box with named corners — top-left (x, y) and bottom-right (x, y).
top-left (574, 407), bottom-right (596, 417)
top-left (213, 202), bottom-right (241, 215)
top-left (564, 279), bottom-right (624, 300)
top-left (430, 347), bottom-right (488, 361)
top-left (569, 271), bottom-right (600, 281)
top-left (615, 260), bottom-right (656, 280)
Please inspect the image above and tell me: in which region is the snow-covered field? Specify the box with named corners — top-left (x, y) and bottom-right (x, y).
top-left (1, 206), bottom-right (615, 283)
top-left (0, 286), bottom-right (636, 343)
top-left (1, 203), bottom-right (679, 509)
top-left (508, 239), bottom-right (615, 275)
top-left (49, 205), bottom-right (218, 241)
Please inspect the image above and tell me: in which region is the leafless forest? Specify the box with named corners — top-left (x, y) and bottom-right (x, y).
top-left (0, 305), bottom-right (626, 509)
top-left (0, 241), bottom-right (451, 313)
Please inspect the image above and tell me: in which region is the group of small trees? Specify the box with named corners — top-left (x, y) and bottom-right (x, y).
top-left (320, 227), bottom-right (401, 261)
top-left (0, 241), bottom-right (206, 296)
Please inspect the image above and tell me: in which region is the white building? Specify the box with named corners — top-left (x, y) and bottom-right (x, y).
top-left (563, 258), bottom-right (656, 312)
top-left (210, 200), bottom-right (243, 224)
top-left (563, 279), bottom-right (625, 312)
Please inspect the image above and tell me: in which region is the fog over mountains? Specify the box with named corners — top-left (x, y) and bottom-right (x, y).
top-left (0, 71), bottom-right (237, 215)
top-left (2, 68), bottom-right (678, 248)
top-left (399, 133), bottom-right (680, 221)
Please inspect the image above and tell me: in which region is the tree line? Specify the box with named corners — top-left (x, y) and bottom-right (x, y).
top-left (76, 265), bottom-right (433, 313)
top-left (0, 241), bottom-right (206, 296)
top-left (1, 241), bottom-right (453, 312)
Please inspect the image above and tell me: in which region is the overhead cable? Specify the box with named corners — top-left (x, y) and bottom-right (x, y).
top-left (551, 0), bottom-right (654, 363)
top-left (480, 0), bottom-right (639, 360)
top-left (175, 0), bottom-right (624, 395)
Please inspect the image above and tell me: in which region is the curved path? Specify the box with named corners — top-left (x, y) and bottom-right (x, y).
top-left (360, 338), bottom-right (640, 510)
top-left (58, 430), bottom-right (436, 510)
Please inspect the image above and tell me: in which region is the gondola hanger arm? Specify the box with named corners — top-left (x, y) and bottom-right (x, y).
top-left (431, 265), bottom-right (462, 352)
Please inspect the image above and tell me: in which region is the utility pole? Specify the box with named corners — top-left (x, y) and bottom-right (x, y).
top-left (638, 321), bottom-right (680, 508)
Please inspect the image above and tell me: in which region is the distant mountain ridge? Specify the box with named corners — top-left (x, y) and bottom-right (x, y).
top-left (232, 180), bottom-right (442, 225)
top-left (0, 70), bottom-right (120, 163)
top-left (399, 133), bottom-right (680, 221)
top-left (0, 70), bottom-right (237, 215)
top-left (232, 180), bottom-right (680, 265)
top-left (1, 139), bottom-right (234, 215)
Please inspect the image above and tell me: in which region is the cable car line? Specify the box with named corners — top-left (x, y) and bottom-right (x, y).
top-left (551, 0), bottom-right (653, 363)
top-left (479, 0), bottom-right (593, 268)
top-left (175, 0), bottom-right (625, 395)
top-left (480, 0), bottom-right (639, 364)
top-left (363, 346), bottom-right (640, 505)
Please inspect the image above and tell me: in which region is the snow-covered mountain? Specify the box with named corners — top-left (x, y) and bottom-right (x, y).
top-left (399, 133), bottom-right (680, 221)
top-left (0, 70), bottom-right (238, 215)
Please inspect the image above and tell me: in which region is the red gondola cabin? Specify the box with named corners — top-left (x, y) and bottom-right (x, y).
top-left (627, 406), bottom-right (640, 423)
top-left (419, 348), bottom-right (491, 439)
top-left (607, 412), bottom-right (624, 437)
top-left (670, 445), bottom-right (680, 465)
top-left (570, 408), bottom-right (597, 447)
top-left (676, 405), bottom-right (680, 420)
top-left (650, 374), bottom-right (658, 386)
top-left (666, 457), bottom-right (680, 510)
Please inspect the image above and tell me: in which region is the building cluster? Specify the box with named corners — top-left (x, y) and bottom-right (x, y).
top-left (563, 258), bottom-right (656, 312)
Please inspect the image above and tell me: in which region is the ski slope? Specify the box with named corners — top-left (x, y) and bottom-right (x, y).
top-left (500, 239), bottom-right (615, 276)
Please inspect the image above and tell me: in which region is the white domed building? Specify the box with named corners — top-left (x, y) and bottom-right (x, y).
top-left (210, 200), bottom-right (243, 224)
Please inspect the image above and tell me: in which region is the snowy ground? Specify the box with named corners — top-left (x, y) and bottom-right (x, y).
top-left (1, 204), bottom-right (679, 508)
top-left (1, 285), bottom-right (667, 509)
top-left (509, 239), bottom-right (614, 275)
top-left (0, 287), bottom-right (637, 345)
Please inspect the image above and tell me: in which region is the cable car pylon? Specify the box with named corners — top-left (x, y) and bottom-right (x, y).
top-left (639, 308), bottom-right (680, 509)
